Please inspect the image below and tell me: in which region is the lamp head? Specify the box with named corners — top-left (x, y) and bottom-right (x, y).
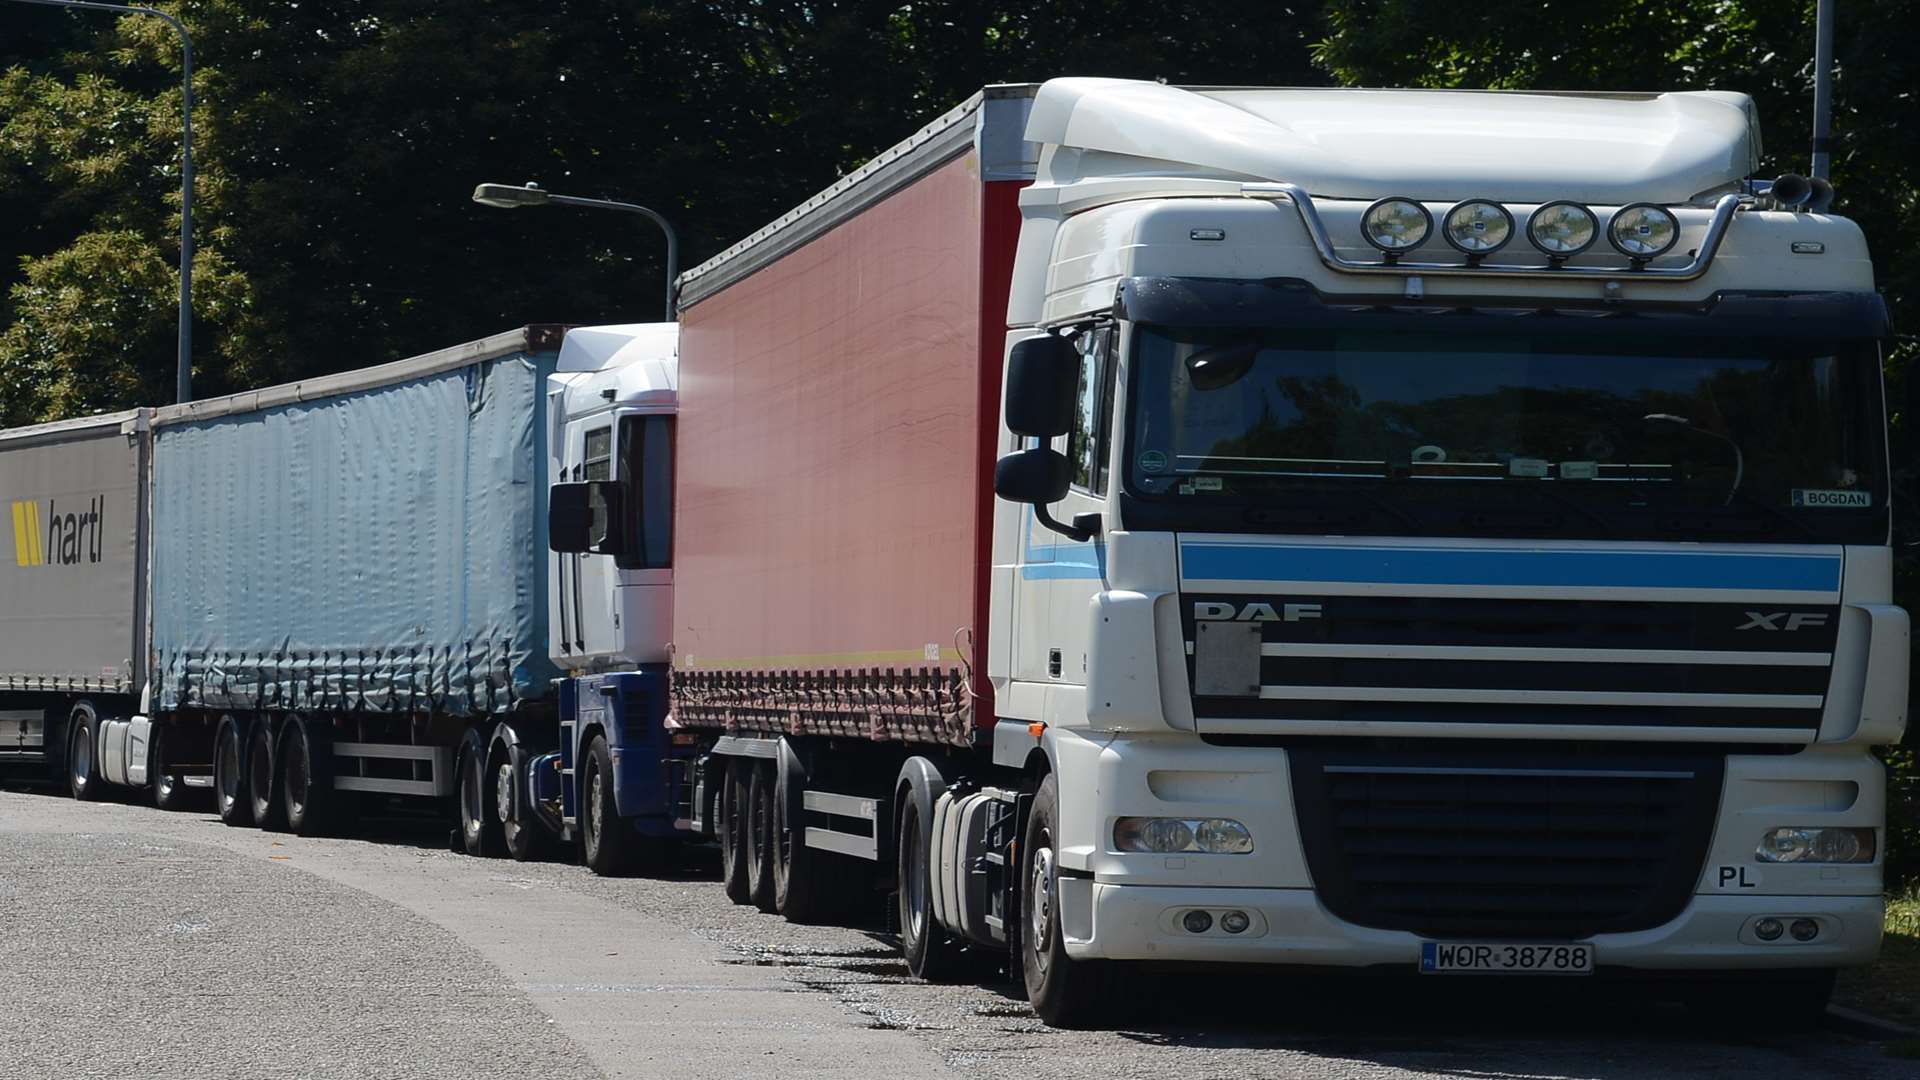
top-left (472, 182), bottom-right (551, 208)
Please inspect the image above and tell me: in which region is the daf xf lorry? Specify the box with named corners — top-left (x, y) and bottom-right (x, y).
top-left (650, 80), bottom-right (1906, 1026)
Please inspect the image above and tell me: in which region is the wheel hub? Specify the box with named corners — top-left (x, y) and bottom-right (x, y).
top-left (495, 761), bottom-right (515, 824)
top-left (1028, 844), bottom-right (1057, 970)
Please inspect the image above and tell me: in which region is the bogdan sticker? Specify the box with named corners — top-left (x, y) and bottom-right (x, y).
top-left (1791, 489), bottom-right (1871, 508)
top-left (1138, 450), bottom-right (1169, 474)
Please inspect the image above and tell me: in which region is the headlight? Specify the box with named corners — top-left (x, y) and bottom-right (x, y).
top-left (1360, 197), bottom-right (1432, 252)
top-left (1441, 199), bottom-right (1514, 255)
top-left (1606, 203), bottom-right (1680, 258)
top-left (1114, 816), bottom-right (1254, 854)
top-left (1526, 201), bottom-right (1599, 256)
top-left (1755, 826), bottom-right (1875, 864)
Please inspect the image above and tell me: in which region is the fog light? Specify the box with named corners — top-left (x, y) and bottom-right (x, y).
top-left (1754, 918), bottom-right (1784, 941)
top-left (1606, 203), bottom-right (1679, 258)
top-left (1361, 197), bottom-right (1432, 252)
top-left (1182, 910), bottom-right (1214, 934)
top-left (1790, 919), bottom-right (1820, 942)
top-left (1441, 199), bottom-right (1514, 255)
top-left (1220, 910), bottom-right (1251, 934)
top-left (1526, 201), bottom-right (1599, 256)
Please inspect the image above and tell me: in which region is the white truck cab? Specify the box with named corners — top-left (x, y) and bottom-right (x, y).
top-left (546, 323), bottom-right (679, 671)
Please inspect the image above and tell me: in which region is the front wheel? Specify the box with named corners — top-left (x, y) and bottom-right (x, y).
top-left (66, 704), bottom-right (103, 801)
top-left (1020, 773), bottom-right (1117, 1027)
top-left (581, 734), bottom-right (647, 875)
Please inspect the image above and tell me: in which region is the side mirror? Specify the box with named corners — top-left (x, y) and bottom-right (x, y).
top-left (995, 446), bottom-right (1092, 542)
top-left (1004, 335), bottom-right (1080, 437)
top-left (549, 480), bottom-right (627, 555)
top-left (994, 446), bottom-right (1071, 504)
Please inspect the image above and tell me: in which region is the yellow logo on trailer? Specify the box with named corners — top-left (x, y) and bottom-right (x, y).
top-left (10, 500), bottom-right (44, 566)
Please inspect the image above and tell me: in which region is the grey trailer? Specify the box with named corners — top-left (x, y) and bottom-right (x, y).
top-left (145, 326), bottom-right (565, 831)
top-left (0, 409), bottom-right (151, 798)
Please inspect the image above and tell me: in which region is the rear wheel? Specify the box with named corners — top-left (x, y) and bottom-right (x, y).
top-left (746, 762), bottom-right (777, 912)
top-left (213, 714), bottom-right (252, 827)
top-left (497, 741), bottom-right (548, 862)
top-left (897, 794), bottom-right (965, 981)
top-left (719, 758), bottom-right (752, 904)
top-left (66, 704), bottom-right (103, 802)
top-left (150, 722), bottom-right (189, 812)
top-left (247, 720), bottom-right (285, 831)
top-left (1021, 773), bottom-right (1117, 1027)
top-left (581, 734), bottom-right (645, 875)
top-left (458, 730), bottom-right (504, 858)
top-left (281, 717), bottom-right (332, 836)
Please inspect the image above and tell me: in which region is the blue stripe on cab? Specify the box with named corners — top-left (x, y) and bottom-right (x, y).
top-left (1179, 544), bottom-right (1840, 593)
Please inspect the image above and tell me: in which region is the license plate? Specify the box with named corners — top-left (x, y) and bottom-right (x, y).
top-left (1420, 941), bottom-right (1593, 975)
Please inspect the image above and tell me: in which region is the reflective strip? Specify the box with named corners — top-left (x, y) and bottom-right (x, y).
top-left (1255, 686), bottom-right (1823, 709)
top-left (1251, 643), bottom-right (1832, 666)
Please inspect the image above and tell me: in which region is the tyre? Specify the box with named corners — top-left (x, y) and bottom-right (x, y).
top-left (746, 762), bottom-right (778, 912)
top-left (149, 722), bottom-right (189, 812)
top-left (772, 761), bottom-right (831, 923)
top-left (497, 739), bottom-right (548, 862)
top-left (897, 790), bottom-right (966, 981)
top-left (66, 703), bottom-right (103, 802)
top-left (581, 733), bottom-right (642, 875)
top-left (247, 719), bottom-right (286, 831)
top-left (213, 714), bottom-right (253, 827)
top-left (457, 728), bottom-right (504, 858)
top-left (1021, 773), bottom-right (1117, 1027)
top-left (719, 757), bottom-right (752, 904)
top-left (280, 716), bottom-right (332, 837)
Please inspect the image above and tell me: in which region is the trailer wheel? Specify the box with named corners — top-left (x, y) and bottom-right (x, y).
top-left (281, 716), bottom-right (332, 837)
top-left (581, 733), bottom-right (644, 876)
top-left (495, 738), bottom-right (548, 862)
top-left (247, 719), bottom-right (286, 831)
top-left (772, 748), bottom-right (830, 924)
top-left (719, 758), bottom-right (752, 904)
top-left (65, 703), bottom-right (103, 802)
top-left (149, 722), bottom-right (189, 812)
top-left (213, 714), bottom-right (252, 827)
top-left (1020, 773), bottom-right (1116, 1027)
top-left (897, 782), bottom-right (966, 981)
top-left (457, 728), bottom-right (504, 858)
top-left (746, 762), bottom-right (778, 912)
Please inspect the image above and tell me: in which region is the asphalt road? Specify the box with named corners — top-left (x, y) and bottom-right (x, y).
top-left (0, 784), bottom-right (1911, 1080)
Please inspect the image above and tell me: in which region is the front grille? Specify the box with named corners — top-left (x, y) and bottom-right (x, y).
top-left (1290, 747), bottom-right (1723, 939)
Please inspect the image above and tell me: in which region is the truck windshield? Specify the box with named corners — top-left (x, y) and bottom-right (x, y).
top-left (1126, 325), bottom-right (1886, 544)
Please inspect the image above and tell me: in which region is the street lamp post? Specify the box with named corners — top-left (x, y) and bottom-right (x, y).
top-left (8, 0), bottom-right (195, 402)
top-left (472, 183), bottom-right (680, 322)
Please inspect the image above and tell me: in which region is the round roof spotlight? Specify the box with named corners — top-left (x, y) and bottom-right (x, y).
top-left (1441, 200), bottom-right (1514, 256)
top-left (1526, 201), bottom-right (1599, 257)
top-left (1360, 197), bottom-right (1433, 254)
top-left (1607, 203), bottom-right (1680, 259)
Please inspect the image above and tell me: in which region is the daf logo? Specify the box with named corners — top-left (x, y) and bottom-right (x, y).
top-left (1736, 611), bottom-right (1829, 632)
top-left (1194, 601), bottom-right (1322, 623)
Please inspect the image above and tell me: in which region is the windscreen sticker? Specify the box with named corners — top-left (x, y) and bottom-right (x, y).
top-left (1191, 476), bottom-right (1224, 491)
top-left (1791, 489), bottom-right (1871, 508)
top-left (1558, 461), bottom-right (1598, 480)
top-left (1138, 450), bottom-right (1168, 474)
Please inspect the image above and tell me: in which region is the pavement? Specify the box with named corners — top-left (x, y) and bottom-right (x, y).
top-left (0, 783), bottom-right (1913, 1080)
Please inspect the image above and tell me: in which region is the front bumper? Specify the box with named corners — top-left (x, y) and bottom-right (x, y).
top-left (1064, 882), bottom-right (1884, 970)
